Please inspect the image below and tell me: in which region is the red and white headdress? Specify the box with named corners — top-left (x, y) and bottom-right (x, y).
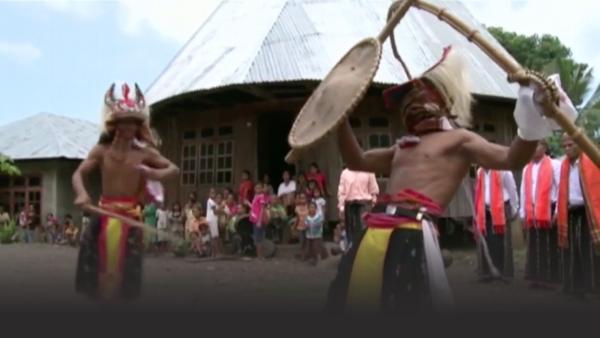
top-left (383, 46), bottom-right (473, 128)
top-left (101, 82), bottom-right (156, 147)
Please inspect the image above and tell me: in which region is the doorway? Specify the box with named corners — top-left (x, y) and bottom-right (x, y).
top-left (257, 112), bottom-right (295, 191)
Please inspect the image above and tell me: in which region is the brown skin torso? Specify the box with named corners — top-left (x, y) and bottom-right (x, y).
top-left (72, 141), bottom-right (179, 208)
top-left (99, 145), bottom-right (148, 197)
top-left (338, 118), bottom-right (536, 210)
top-left (388, 130), bottom-right (471, 207)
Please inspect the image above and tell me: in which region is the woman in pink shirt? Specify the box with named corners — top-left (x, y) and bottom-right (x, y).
top-left (250, 183), bottom-right (271, 259)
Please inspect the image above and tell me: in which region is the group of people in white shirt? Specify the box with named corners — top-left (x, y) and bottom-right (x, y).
top-left (475, 136), bottom-right (600, 298)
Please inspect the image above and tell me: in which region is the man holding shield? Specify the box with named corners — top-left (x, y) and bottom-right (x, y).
top-left (327, 46), bottom-right (577, 313)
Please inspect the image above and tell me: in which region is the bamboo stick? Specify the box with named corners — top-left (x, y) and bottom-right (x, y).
top-left (83, 204), bottom-right (184, 243)
top-left (412, 0), bottom-right (600, 167)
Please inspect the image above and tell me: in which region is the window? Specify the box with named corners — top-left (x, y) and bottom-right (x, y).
top-left (181, 126), bottom-right (234, 186)
top-left (368, 133), bottom-right (392, 149)
top-left (368, 117), bottom-right (390, 128)
top-left (183, 130), bottom-right (196, 140)
top-left (199, 143), bottom-right (215, 184)
top-left (350, 116), bottom-right (392, 180)
top-left (351, 117), bottom-right (392, 151)
top-left (218, 126), bottom-right (233, 136)
top-left (215, 140), bottom-right (233, 184)
top-left (181, 144), bottom-right (197, 186)
top-left (200, 128), bottom-right (215, 138)
top-left (0, 175), bottom-right (43, 218)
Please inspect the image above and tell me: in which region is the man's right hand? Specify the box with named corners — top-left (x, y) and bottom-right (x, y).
top-left (514, 74), bottom-right (577, 141)
top-left (74, 193), bottom-right (92, 209)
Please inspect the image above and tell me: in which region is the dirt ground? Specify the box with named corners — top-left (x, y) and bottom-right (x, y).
top-left (1, 242), bottom-right (599, 312)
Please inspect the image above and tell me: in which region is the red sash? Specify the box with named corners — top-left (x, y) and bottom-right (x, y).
top-left (475, 169), bottom-right (506, 235)
top-left (524, 156), bottom-right (553, 229)
top-left (558, 154), bottom-right (600, 248)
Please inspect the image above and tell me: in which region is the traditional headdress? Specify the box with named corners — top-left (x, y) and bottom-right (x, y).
top-left (383, 46), bottom-right (473, 129)
top-left (101, 82), bottom-right (156, 147)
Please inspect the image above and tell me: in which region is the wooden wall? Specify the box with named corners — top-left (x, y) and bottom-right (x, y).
top-left (152, 91), bottom-right (516, 220)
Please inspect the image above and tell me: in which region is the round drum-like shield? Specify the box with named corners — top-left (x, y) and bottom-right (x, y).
top-left (288, 38), bottom-right (382, 149)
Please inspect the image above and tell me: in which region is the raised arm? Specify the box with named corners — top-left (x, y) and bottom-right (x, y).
top-left (461, 130), bottom-right (537, 171)
top-left (72, 145), bottom-right (104, 207)
top-left (337, 118), bottom-right (395, 175)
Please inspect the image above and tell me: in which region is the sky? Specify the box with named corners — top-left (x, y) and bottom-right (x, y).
top-left (1, 0), bottom-right (599, 127)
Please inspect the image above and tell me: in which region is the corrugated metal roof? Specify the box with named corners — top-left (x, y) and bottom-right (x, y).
top-left (0, 113), bottom-right (99, 160)
top-left (146, 0), bottom-right (519, 106)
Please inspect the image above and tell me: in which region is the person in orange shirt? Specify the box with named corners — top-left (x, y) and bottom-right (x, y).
top-left (556, 134), bottom-right (600, 297)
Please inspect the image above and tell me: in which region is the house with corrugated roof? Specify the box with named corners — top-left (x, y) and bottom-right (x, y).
top-left (147, 0), bottom-right (521, 222)
top-left (0, 113), bottom-right (100, 223)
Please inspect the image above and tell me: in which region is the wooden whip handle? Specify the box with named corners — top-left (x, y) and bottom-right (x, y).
top-left (410, 0), bottom-right (600, 168)
top-left (378, 0), bottom-right (417, 43)
top-left (83, 204), bottom-right (183, 243)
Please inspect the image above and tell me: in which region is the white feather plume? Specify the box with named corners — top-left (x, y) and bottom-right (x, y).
top-left (423, 48), bottom-right (473, 128)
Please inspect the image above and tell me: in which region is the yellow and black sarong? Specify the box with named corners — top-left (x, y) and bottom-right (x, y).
top-left (75, 196), bottom-right (144, 300)
top-left (327, 189), bottom-right (449, 313)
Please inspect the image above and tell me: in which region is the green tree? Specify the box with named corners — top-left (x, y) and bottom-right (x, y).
top-left (543, 58), bottom-right (594, 107)
top-left (579, 102), bottom-right (600, 143)
top-left (0, 155), bottom-right (20, 176)
top-left (489, 27), bottom-right (599, 154)
top-left (488, 27), bottom-right (571, 72)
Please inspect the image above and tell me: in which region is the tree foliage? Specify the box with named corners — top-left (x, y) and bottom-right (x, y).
top-left (488, 27), bottom-right (571, 72)
top-left (488, 26), bottom-right (600, 155)
top-left (543, 58), bottom-right (594, 107)
top-left (0, 155), bottom-right (20, 176)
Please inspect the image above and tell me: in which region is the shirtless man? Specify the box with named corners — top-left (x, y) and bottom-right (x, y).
top-left (73, 83), bottom-right (179, 300)
top-left (326, 46), bottom-right (575, 313)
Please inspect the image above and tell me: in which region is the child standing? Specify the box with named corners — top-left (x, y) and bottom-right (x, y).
top-left (268, 195), bottom-right (288, 243)
top-left (143, 202), bottom-right (158, 252)
top-left (156, 203), bottom-right (169, 253)
top-left (313, 189), bottom-right (327, 218)
top-left (168, 202), bottom-right (184, 238)
top-left (214, 193), bottom-right (231, 242)
top-left (45, 213), bottom-right (59, 244)
top-left (305, 201), bottom-right (325, 266)
top-left (312, 189), bottom-right (329, 260)
top-left (188, 206), bottom-right (210, 257)
top-left (294, 193), bottom-right (309, 260)
top-left (250, 183), bottom-right (270, 260)
top-left (62, 214), bottom-right (79, 246)
top-left (305, 180), bottom-right (318, 200)
top-left (331, 221), bottom-right (347, 256)
top-left (206, 188), bottom-right (222, 257)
